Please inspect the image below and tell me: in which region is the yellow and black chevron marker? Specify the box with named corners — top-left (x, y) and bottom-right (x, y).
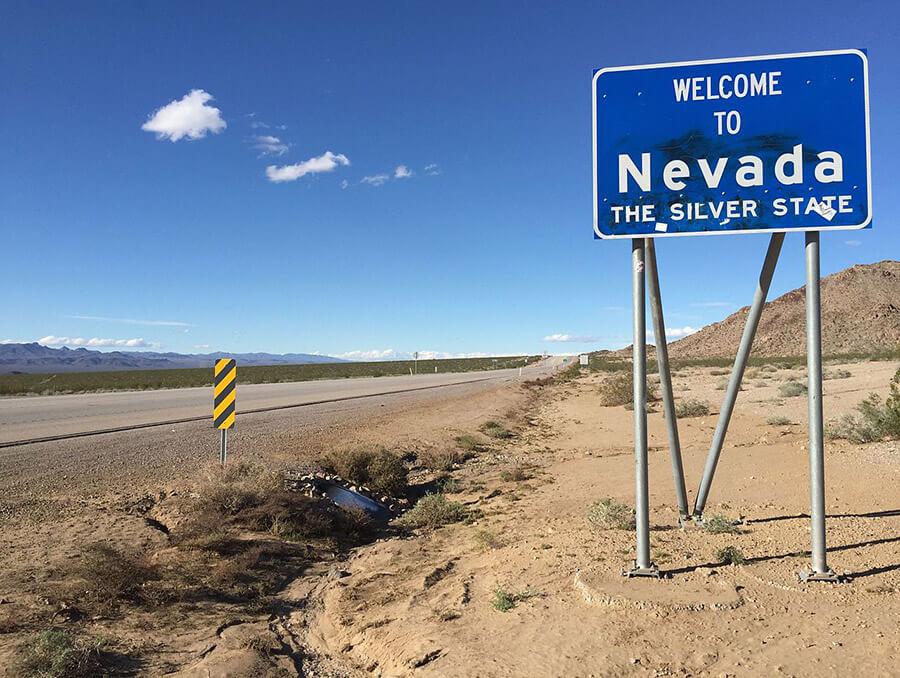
top-left (213, 358), bottom-right (236, 430)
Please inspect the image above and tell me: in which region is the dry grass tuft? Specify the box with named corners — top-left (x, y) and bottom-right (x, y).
top-left (397, 494), bottom-right (469, 530)
top-left (587, 498), bottom-right (635, 530)
top-left (13, 629), bottom-right (108, 678)
top-left (599, 373), bottom-right (658, 407)
top-left (675, 399), bottom-right (710, 417)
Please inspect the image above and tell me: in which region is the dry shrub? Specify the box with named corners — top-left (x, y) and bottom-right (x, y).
top-left (766, 415), bottom-right (792, 426)
top-left (675, 399), bottom-right (709, 417)
top-left (323, 447), bottom-right (407, 495)
top-left (66, 542), bottom-right (159, 614)
top-left (599, 373), bottom-right (658, 407)
top-left (778, 380), bottom-right (807, 397)
top-left (586, 498), bottom-right (635, 530)
top-left (701, 513), bottom-right (739, 534)
top-left (420, 447), bottom-right (471, 471)
top-left (500, 467), bottom-right (531, 482)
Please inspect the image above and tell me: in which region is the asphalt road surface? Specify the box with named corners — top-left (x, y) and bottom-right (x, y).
top-left (0, 361), bottom-right (564, 446)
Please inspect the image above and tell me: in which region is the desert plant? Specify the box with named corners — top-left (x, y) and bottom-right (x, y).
top-left (14, 630), bottom-right (107, 678)
top-left (455, 434), bottom-right (488, 453)
top-left (599, 373), bottom-right (658, 407)
top-left (68, 543), bottom-right (159, 613)
top-left (701, 513), bottom-right (739, 534)
top-left (716, 546), bottom-right (746, 565)
top-left (490, 587), bottom-right (538, 612)
top-left (826, 369), bottom-right (900, 443)
top-left (500, 467), bottom-right (531, 482)
top-left (778, 381), bottom-right (807, 397)
top-left (586, 498), bottom-right (635, 530)
top-left (766, 415), bottom-right (792, 426)
top-left (675, 399), bottom-right (710, 417)
top-left (397, 494), bottom-right (469, 529)
top-left (420, 447), bottom-right (470, 471)
top-left (324, 447), bottom-right (407, 495)
top-left (472, 529), bottom-right (501, 551)
top-left (824, 368), bottom-right (852, 380)
top-left (480, 420), bottom-right (513, 439)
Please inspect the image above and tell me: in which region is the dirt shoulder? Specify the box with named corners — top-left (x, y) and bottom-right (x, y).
top-left (1, 360), bottom-right (897, 676)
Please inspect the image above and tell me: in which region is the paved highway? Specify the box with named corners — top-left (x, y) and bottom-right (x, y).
top-left (0, 361), bottom-right (563, 446)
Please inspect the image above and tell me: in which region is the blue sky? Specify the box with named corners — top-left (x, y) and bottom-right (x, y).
top-left (1, 0), bottom-right (897, 359)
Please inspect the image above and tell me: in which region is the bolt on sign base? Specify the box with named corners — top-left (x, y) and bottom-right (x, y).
top-left (624, 561), bottom-right (661, 579)
top-left (798, 567), bottom-right (842, 584)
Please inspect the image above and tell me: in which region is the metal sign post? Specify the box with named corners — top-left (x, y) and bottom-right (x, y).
top-left (800, 232), bottom-right (839, 581)
top-left (213, 358), bottom-right (236, 464)
top-left (628, 239), bottom-right (657, 577)
top-left (593, 50), bottom-right (870, 581)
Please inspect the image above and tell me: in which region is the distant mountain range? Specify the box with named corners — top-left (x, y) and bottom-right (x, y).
top-left (0, 343), bottom-right (345, 374)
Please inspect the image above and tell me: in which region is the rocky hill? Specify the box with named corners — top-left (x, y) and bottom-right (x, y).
top-left (668, 260), bottom-right (900, 359)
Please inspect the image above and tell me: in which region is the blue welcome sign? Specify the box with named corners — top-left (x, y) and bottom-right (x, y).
top-left (592, 50), bottom-right (870, 239)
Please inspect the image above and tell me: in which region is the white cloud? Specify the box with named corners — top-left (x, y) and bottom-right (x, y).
top-left (1, 339), bottom-right (26, 344)
top-left (341, 179), bottom-right (349, 189)
top-left (394, 164), bottom-right (413, 179)
top-left (542, 333), bottom-right (604, 343)
top-left (194, 344), bottom-right (211, 349)
top-left (38, 336), bottom-right (161, 348)
top-left (690, 302), bottom-right (730, 308)
top-left (844, 239), bottom-right (862, 247)
top-left (66, 315), bottom-right (193, 327)
top-left (361, 174), bottom-right (389, 187)
top-left (335, 348), bottom-right (396, 360)
top-left (251, 135), bottom-right (289, 157)
top-left (141, 89), bottom-right (226, 142)
top-left (266, 151), bottom-right (350, 183)
top-left (424, 163), bottom-right (440, 175)
top-left (665, 326), bottom-right (700, 339)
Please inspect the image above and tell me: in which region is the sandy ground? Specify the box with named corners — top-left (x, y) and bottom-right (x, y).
top-left (0, 359), bottom-right (897, 676)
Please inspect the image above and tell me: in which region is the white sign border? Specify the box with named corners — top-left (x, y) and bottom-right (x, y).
top-left (592, 49), bottom-right (872, 240)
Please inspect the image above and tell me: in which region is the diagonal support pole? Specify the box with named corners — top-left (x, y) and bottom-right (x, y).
top-left (692, 232), bottom-right (785, 518)
top-left (645, 239), bottom-right (689, 519)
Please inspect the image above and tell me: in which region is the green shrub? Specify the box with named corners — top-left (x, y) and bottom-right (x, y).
top-left (14, 630), bottom-right (107, 678)
top-left (480, 420), bottom-right (513, 439)
top-left (716, 546), bottom-right (746, 565)
top-left (826, 369), bottom-right (900, 443)
top-left (490, 587), bottom-right (538, 612)
top-left (701, 513), bottom-right (739, 534)
top-left (587, 498), bottom-right (635, 530)
top-left (324, 447), bottom-right (407, 495)
top-left (397, 494), bottom-right (469, 529)
top-left (766, 415), bottom-right (792, 426)
top-left (675, 399), bottom-right (709, 417)
top-left (778, 381), bottom-right (807, 397)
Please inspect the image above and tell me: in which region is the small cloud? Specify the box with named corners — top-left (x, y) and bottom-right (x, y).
top-left (424, 163), bottom-right (440, 175)
top-left (193, 344), bottom-right (211, 349)
top-left (542, 333), bottom-right (604, 343)
top-left (394, 164), bottom-right (413, 179)
top-left (1, 339), bottom-right (26, 344)
top-left (361, 174), bottom-right (389, 187)
top-left (266, 151), bottom-right (350, 183)
top-left (690, 302), bottom-right (731, 308)
top-left (251, 135), bottom-right (289, 157)
top-left (341, 179), bottom-right (349, 189)
top-left (37, 335), bottom-right (161, 349)
top-left (666, 326), bottom-right (700, 339)
top-left (844, 239), bottom-right (862, 247)
top-left (67, 315), bottom-right (193, 327)
top-left (142, 89), bottom-right (226, 142)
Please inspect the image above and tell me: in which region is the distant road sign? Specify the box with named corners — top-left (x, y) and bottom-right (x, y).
top-left (213, 359), bottom-right (236, 430)
top-left (579, 354), bottom-right (589, 366)
top-left (592, 50), bottom-right (870, 238)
